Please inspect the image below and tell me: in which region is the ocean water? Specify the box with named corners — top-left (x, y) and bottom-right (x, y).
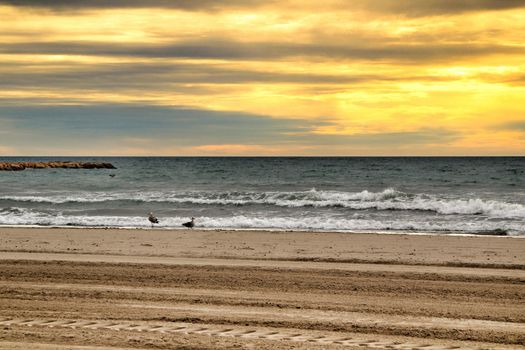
top-left (0, 157), bottom-right (524, 235)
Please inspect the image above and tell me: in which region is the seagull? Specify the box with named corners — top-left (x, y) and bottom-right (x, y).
top-left (182, 217), bottom-right (195, 229)
top-left (148, 212), bottom-right (159, 227)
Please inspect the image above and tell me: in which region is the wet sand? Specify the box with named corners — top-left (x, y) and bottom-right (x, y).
top-left (0, 227), bottom-right (524, 349)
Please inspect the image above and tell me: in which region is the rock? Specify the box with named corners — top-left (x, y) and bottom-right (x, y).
top-left (0, 163), bottom-right (25, 171)
top-left (0, 161), bottom-right (116, 171)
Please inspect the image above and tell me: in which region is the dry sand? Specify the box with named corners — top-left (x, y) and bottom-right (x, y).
top-left (0, 227), bottom-right (524, 349)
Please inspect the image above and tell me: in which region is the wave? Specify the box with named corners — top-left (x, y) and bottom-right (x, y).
top-left (1, 188), bottom-right (525, 219)
top-left (0, 207), bottom-right (523, 235)
top-left (0, 188), bottom-right (401, 204)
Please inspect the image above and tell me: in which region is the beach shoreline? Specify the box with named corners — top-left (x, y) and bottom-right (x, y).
top-left (1, 226), bottom-right (524, 267)
top-left (0, 224), bottom-right (520, 236)
top-left (1, 227), bottom-right (524, 349)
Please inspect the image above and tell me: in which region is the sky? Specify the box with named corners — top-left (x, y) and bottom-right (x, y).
top-left (0, 0), bottom-right (524, 156)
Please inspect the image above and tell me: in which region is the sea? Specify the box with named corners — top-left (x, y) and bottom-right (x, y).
top-left (0, 157), bottom-right (524, 236)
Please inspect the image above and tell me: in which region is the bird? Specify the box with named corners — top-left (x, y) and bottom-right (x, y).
top-left (148, 212), bottom-right (159, 227)
top-left (109, 174), bottom-right (116, 178)
top-left (182, 217), bottom-right (195, 229)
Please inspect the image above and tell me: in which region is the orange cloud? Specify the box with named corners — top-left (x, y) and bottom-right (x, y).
top-left (0, 3), bottom-right (524, 155)
top-left (0, 145), bottom-right (17, 155)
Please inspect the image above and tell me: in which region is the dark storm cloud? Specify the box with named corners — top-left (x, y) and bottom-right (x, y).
top-left (2, 40), bottom-right (523, 63)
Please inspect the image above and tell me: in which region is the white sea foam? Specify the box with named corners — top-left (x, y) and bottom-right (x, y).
top-left (0, 208), bottom-right (523, 235)
top-left (1, 188), bottom-right (524, 219)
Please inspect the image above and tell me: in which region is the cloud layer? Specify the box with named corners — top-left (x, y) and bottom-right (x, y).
top-left (0, 1), bottom-right (524, 155)
top-left (2, 0), bottom-right (525, 16)
top-left (0, 0), bottom-right (269, 10)
top-left (2, 40), bottom-right (523, 63)
top-left (0, 104), bottom-right (462, 155)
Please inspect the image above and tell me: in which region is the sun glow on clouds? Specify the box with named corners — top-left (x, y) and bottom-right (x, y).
top-left (0, 1), bottom-right (524, 155)
top-left (190, 144), bottom-right (290, 155)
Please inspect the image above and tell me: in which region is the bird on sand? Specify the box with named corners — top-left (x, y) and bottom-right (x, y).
top-left (148, 212), bottom-right (159, 227)
top-left (182, 217), bottom-right (195, 229)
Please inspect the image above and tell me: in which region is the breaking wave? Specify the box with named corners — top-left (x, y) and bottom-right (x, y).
top-left (0, 207), bottom-right (522, 235)
top-left (1, 188), bottom-right (525, 219)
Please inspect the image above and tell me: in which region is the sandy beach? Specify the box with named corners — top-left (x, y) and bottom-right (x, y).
top-left (0, 227), bottom-right (524, 349)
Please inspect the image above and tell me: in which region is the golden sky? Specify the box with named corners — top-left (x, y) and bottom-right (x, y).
top-left (0, 0), bottom-right (524, 155)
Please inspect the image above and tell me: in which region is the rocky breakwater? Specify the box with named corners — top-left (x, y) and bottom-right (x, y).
top-left (0, 161), bottom-right (116, 171)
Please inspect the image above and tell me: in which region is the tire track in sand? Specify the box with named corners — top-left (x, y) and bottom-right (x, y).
top-left (0, 317), bottom-right (504, 349)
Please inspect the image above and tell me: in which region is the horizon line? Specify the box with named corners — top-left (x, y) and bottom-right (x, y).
top-left (1, 155), bottom-right (524, 158)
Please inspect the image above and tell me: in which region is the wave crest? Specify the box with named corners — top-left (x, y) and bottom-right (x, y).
top-left (1, 188), bottom-right (524, 219)
top-left (0, 209), bottom-right (522, 235)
